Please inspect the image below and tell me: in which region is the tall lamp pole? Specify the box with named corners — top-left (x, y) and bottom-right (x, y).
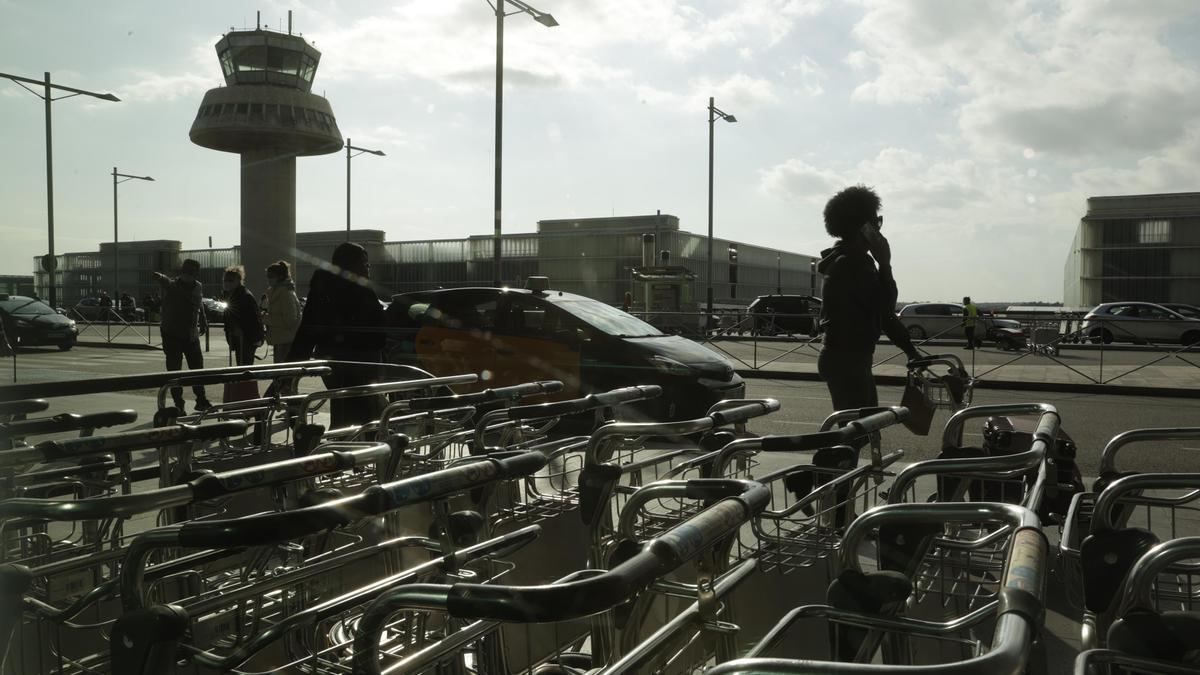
top-left (1, 72), bottom-right (119, 309)
top-left (706, 96), bottom-right (737, 317)
top-left (345, 138), bottom-right (386, 241)
top-left (112, 168), bottom-right (154, 300)
top-left (490, 0), bottom-right (558, 287)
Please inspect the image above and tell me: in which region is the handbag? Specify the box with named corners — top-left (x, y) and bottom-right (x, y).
top-left (900, 373), bottom-right (936, 436)
top-left (223, 379), bottom-right (261, 404)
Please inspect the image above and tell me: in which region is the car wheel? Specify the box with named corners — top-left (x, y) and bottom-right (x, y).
top-left (907, 325), bottom-right (926, 340)
top-left (58, 341), bottom-right (73, 351)
top-left (1090, 328), bottom-right (1113, 345)
top-left (1183, 330), bottom-right (1200, 347)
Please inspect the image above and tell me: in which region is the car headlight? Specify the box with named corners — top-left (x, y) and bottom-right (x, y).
top-left (648, 354), bottom-right (693, 376)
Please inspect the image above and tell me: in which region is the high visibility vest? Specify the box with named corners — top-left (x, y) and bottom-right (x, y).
top-left (963, 303), bottom-right (979, 328)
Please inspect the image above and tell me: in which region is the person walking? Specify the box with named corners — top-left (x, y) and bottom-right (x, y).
top-left (816, 185), bottom-right (921, 411)
top-left (221, 266), bottom-right (263, 367)
top-left (98, 290), bottom-right (113, 316)
top-left (962, 296), bottom-right (980, 350)
top-left (287, 242), bottom-right (385, 427)
top-left (153, 259), bottom-right (212, 411)
top-left (262, 260), bottom-right (302, 363)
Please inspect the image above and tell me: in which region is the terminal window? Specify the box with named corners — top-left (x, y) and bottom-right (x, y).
top-left (1138, 220), bottom-right (1171, 244)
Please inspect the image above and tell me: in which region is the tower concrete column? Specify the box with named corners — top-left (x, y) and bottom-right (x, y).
top-left (240, 150), bottom-right (296, 296)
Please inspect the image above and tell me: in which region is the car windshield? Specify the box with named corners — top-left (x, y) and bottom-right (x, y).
top-left (1168, 305), bottom-right (1200, 319)
top-left (0, 298), bottom-right (56, 316)
top-left (554, 299), bottom-right (663, 337)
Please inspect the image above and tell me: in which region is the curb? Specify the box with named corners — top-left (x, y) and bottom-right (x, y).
top-left (76, 341), bottom-right (161, 351)
top-left (737, 368), bottom-right (1200, 400)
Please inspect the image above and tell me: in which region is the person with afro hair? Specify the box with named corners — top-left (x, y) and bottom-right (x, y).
top-left (815, 185), bottom-right (921, 410)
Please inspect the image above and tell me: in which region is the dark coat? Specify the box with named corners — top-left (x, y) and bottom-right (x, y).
top-left (287, 268), bottom-right (385, 361)
top-left (817, 240), bottom-right (917, 357)
top-left (224, 285), bottom-right (263, 349)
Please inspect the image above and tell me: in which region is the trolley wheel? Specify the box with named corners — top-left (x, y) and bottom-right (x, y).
top-left (907, 325), bottom-right (926, 340)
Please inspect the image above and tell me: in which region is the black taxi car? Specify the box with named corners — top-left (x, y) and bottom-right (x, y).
top-left (0, 294), bottom-right (78, 351)
top-left (384, 281), bottom-right (745, 421)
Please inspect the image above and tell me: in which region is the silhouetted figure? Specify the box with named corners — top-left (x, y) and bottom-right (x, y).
top-left (288, 242), bottom-right (385, 427)
top-left (817, 185), bottom-right (920, 411)
top-left (98, 290), bottom-right (113, 312)
top-left (622, 291), bottom-right (633, 312)
top-left (263, 260), bottom-right (302, 363)
top-left (222, 266), bottom-right (263, 366)
top-left (962, 296), bottom-right (980, 350)
top-left (153, 259), bottom-right (212, 411)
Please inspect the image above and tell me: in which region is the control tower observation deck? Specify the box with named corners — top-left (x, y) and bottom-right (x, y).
top-left (190, 25), bottom-right (342, 294)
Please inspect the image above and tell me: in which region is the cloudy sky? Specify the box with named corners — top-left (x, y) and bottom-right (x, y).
top-left (2, 0), bottom-right (1198, 301)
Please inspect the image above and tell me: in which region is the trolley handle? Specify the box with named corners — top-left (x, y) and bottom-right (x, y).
top-left (885, 444), bottom-right (1047, 505)
top-left (297, 373), bottom-right (479, 420)
top-left (1113, 536), bottom-right (1200, 621)
top-left (0, 409), bottom-right (137, 439)
top-left (0, 440), bottom-right (400, 522)
top-left (504, 385), bottom-right (662, 421)
top-left (939, 404), bottom-right (1059, 450)
top-left (819, 406), bottom-right (906, 432)
top-left (1098, 428), bottom-right (1200, 476)
top-left (907, 353), bottom-right (966, 371)
top-left (708, 398), bottom-right (782, 426)
top-left (759, 408), bottom-right (907, 452)
top-left (617, 478), bottom-right (771, 541)
top-left (402, 380), bottom-right (564, 411)
top-left (1092, 473), bottom-right (1200, 533)
top-left (0, 421), bottom-right (249, 469)
top-left (119, 449), bottom-right (548, 610)
top-left (0, 398), bottom-right (49, 417)
top-left (351, 490), bottom-right (768, 674)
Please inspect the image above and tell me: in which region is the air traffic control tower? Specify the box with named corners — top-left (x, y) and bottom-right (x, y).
top-left (190, 21), bottom-right (342, 293)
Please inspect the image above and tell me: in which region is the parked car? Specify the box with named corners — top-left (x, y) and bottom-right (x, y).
top-left (1161, 302), bottom-right (1200, 320)
top-left (72, 296), bottom-right (144, 322)
top-left (745, 295), bottom-right (822, 336)
top-left (1080, 301), bottom-right (1200, 345)
top-left (384, 282), bottom-right (745, 421)
top-left (0, 294), bottom-right (78, 350)
top-left (897, 302), bottom-right (1022, 344)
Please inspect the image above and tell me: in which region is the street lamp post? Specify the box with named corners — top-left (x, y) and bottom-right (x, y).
top-left (112, 168), bottom-right (154, 301)
top-left (490, 0), bottom-right (558, 287)
top-left (706, 96), bottom-right (737, 317)
top-left (345, 138), bottom-right (386, 241)
top-left (1, 72), bottom-right (119, 309)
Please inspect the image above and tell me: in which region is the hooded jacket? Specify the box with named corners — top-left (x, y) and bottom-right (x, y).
top-left (287, 268), bottom-right (385, 361)
top-left (817, 240), bottom-right (917, 357)
top-left (263, 278), bottom-right (302, 346)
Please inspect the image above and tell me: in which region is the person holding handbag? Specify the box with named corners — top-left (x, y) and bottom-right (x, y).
top-left (222, 266), bottom-right (263, 367)
top-left (816, 185), bottom-right (921, 411)
top-left (262, 260), bottom-right (302, 363)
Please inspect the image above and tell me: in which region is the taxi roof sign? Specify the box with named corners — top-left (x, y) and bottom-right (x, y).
top-left (525, 276), bottom-right (550, 293)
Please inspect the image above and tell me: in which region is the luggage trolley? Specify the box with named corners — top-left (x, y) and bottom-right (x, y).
top-left (348, 477), bottom-right (771, 675)
top-left (1075, 536), bottom-right (1200, 675)
top-left (704, 407), bottom-right (911, 647)
top-left (1058, 427), bottom-right (1200, 616)
top-left (1062, 471), bottom-right (1200, 652)
top-left (704, 501), bottom-right (1049, 674)
top-left (482, 397), bottom-right (780, 673)
top-left (907, 354), bottom-right (974, 411)
top-left (104, 449), bottom-right (551, 674)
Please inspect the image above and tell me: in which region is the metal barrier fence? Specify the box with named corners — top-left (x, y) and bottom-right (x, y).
top-left (632, 309), bottom-right (1200, 389)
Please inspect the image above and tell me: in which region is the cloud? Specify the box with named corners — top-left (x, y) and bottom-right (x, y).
top-left (759, 158), bottom-right (843, 202)
top-left (846, 0), bottom-right (1200, 158)
top-left (634, 73), bottom-right (779, 113)
top-left (115, 72), bottom-right (217, 103)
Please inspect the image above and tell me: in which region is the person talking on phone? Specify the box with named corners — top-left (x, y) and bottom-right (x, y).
top-left (815, 185), bottom-right (921, 410)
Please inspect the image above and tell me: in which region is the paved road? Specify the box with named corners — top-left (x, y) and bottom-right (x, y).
top-left (742, 376), bottom-right (1200, 478)
top-left (10, 343), bottom-right (1200, 478)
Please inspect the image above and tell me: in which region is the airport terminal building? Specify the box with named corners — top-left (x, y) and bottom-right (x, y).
top-left (1063, 192), bottom-right (1200, 307)
top-left (33, 214), bottom-right (819, 309)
